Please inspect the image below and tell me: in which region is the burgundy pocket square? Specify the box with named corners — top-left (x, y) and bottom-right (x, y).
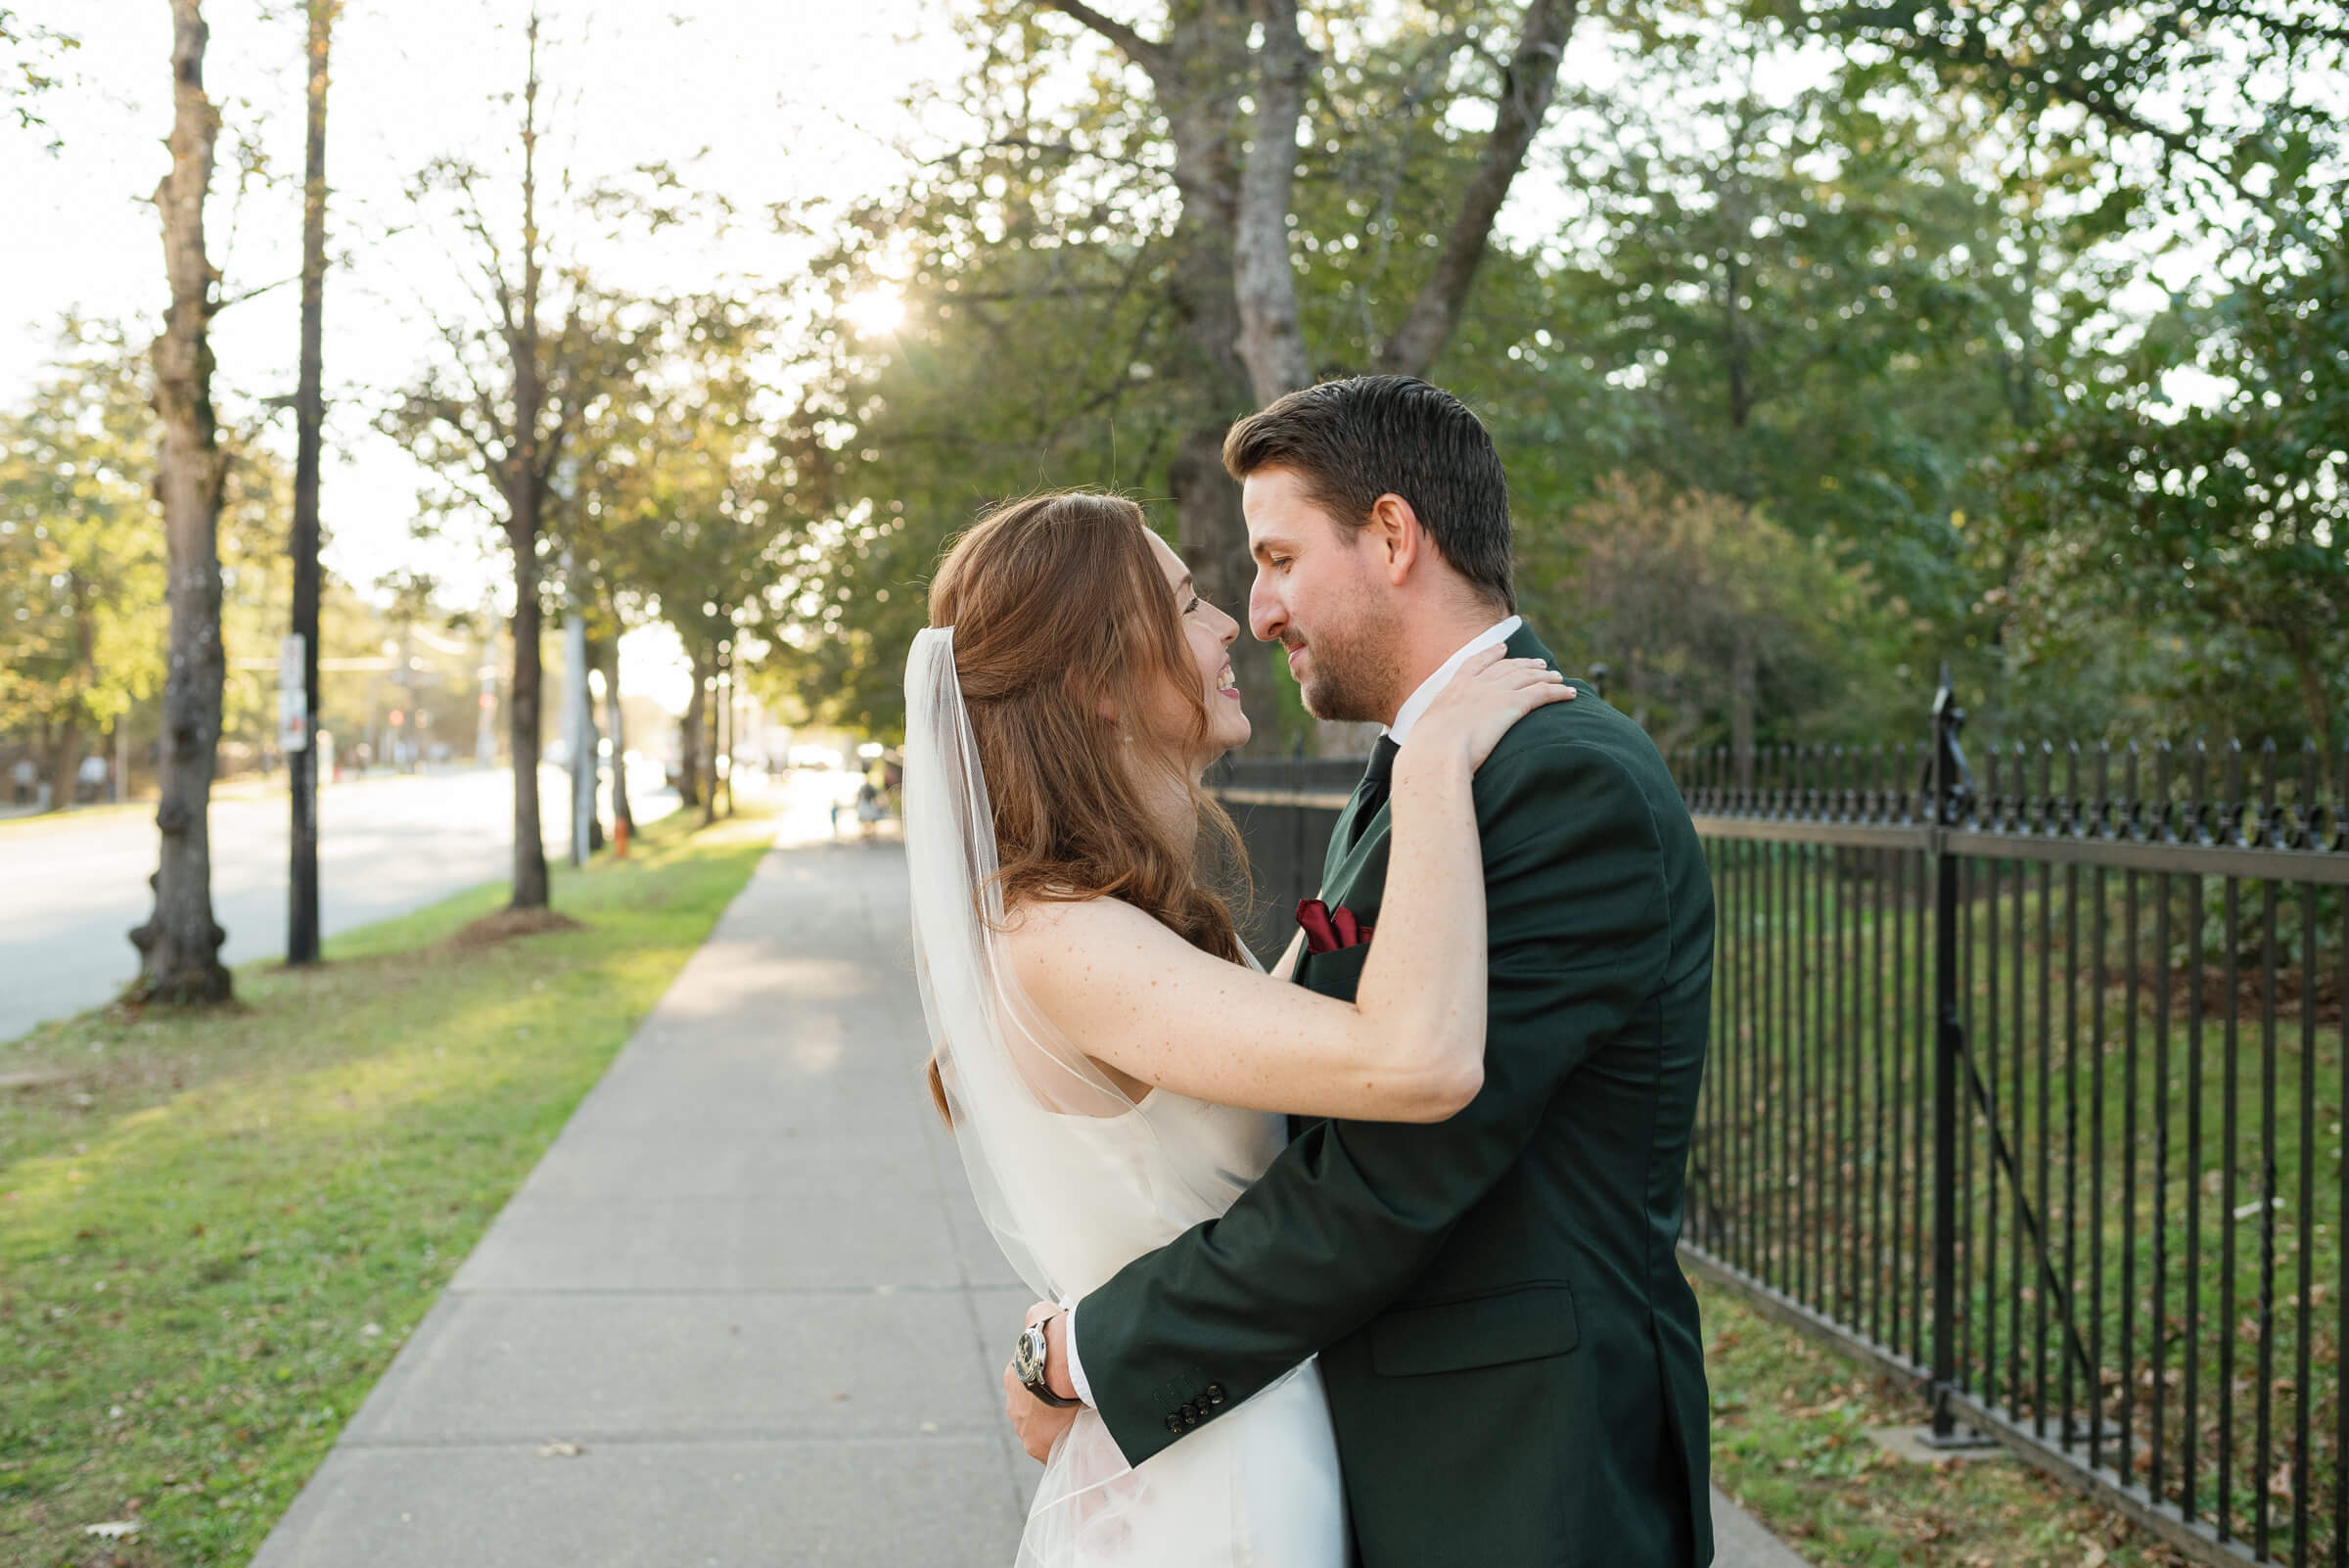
top-left (1297, 899), bottom-right (1374, 955)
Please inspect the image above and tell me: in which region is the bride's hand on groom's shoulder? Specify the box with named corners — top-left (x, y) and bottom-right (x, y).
top-left (1405, 649), bottom-right (1574, 776)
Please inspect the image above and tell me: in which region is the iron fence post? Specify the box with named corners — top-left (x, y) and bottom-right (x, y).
top-left (1929, 667), bottom-right (1972, 1442)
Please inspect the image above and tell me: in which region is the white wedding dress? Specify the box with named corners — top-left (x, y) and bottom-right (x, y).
top-left (994, 1087), bottom-right (1348, 1567)
top-left (901, 627), bottom-right (1348, 1568)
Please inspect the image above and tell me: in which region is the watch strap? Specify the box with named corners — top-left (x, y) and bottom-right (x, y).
top-left (1018, 1318), bottom-right (1082, 1409)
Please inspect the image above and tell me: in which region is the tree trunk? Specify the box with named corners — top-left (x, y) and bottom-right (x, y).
top-left (507, 525), bottom-right (549, 903)
top-left (503, 14), bottom-right (551, 910)
top-left (1722, 247), bottom-right (1752, 434)
top-left (579, 653), bottom-right (604, 854)
top-left (130, 0), bottom-right (231, 1005)
top-left (716, 640), bottom-right (734, 819)
top-left (677, 641), bottom-right (706, 808)
top-left (47, 569), bottom-right (97, 813)
top-left (1374, 0), bottom-right (1578, 378)
top-left (599, 633), bottom-right (632, 835)
top-left (2286, 636), bottom-right (2336, 792)
top-left (288, 0), bottom-right (335, 964)
top-left (1230, 0), bottom-right (1313, 405)
top-left (1730, 623), bottom-right (1757, 792)
top-left (1165, 6), bottom-right (1288, 752)
top-left (695, 643), bottom-right (714, 826)
top-left (1048, 0), bottom-right (1283, 751)
top-left (699, 663), bottom-right (718, 829)
top-left (1047, 0), bottom-right (1574, 757)
top-left (46, 715), bottom-right (80, 816)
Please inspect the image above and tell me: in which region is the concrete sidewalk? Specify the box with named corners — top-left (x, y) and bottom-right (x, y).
top-left (252, 808), bottom-right (1809, 1567)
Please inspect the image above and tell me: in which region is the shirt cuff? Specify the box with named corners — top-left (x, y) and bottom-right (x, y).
top-left (1058, 1298), bottom-right (1096, 1407)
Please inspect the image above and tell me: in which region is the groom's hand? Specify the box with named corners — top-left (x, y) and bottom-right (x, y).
top-left (1002, 1301), bottom-right (1081, 1461)
top-left (1003, 1360), bottom-right (1078, 1460)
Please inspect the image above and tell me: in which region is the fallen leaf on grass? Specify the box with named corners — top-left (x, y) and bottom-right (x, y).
top-left (83, 1521), bottom-right (140, 1539)
top-left (538, 1441), bottom-right (584, 1457)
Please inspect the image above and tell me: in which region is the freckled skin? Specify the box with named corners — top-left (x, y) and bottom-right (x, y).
top-left (999, 644), bottom-right (1565, 1126)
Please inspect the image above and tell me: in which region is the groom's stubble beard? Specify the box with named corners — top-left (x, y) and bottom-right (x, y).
top-left (1293, 594), bottom-right (1407, 726)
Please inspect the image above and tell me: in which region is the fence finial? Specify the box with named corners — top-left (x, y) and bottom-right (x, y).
top-left (1928, 664), bottom-right (1973, 826)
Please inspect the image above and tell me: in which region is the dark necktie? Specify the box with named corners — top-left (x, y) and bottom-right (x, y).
top-left (1347, 735), bottom-right (1401, 850)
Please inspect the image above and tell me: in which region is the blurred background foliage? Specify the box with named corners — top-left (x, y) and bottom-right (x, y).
top-left (760, 0), bottom-right (2345, 756)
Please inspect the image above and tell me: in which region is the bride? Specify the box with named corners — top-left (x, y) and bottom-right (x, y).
top-left (901, 489), bottom-right (1570, 1567)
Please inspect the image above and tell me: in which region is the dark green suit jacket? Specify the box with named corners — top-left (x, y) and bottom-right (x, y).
top-left (1077, 624), bottom-right (1715, 1567)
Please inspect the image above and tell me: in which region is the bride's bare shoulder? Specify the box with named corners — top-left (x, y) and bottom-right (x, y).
top-left (998, 898), bottom-right (1176, 987)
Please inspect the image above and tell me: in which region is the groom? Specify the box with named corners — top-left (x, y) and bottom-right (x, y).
top-left (1006, 375), bottom-right (1715, 1566)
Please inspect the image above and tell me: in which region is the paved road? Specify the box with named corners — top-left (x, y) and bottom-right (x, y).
top-left (0, 765), bottom-right (675, 1042)
top-left (252, 795), bottom-right (1809, 1568)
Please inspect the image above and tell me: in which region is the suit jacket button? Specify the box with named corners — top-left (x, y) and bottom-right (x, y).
top-left (1165, 1414), bottom-right (1182, 1433)
top-left (1183, 1408), bottom-right (1200, 1426)
top-left (1207, 1385), bottom-right (1225, 1405)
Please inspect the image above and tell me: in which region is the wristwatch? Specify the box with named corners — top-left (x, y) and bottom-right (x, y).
top-left (1014, 1315), bottom-right (1082, 1409)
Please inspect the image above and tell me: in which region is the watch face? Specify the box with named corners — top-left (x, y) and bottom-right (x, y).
top-left (1014, 1325), bottom-right (1044, 1384)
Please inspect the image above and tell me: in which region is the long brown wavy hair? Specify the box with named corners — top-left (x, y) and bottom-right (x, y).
top-left (921, 490), bottom-right (1250, 1118)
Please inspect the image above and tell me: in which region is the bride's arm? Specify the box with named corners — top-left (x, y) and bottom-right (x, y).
top-left (1005, 651), bottom-right (1572, 1124)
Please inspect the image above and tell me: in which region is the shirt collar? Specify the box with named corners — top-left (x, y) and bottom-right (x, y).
top-left (1385, 616), bottom-right (1522, 747)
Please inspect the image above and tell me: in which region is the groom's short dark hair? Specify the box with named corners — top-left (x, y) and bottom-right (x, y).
top-left (1222, 375), bottom-right (1514, 612)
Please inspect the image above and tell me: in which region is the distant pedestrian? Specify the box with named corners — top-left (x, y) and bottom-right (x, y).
top-left (11, 759), bottom-right (33, 806)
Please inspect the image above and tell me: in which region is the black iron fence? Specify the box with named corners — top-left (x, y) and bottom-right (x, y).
top-left (1210, 685), bottom-right (2345, 1568)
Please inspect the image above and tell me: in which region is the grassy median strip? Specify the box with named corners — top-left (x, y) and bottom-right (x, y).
top-left (1700, 1273), bottom-right (2197, 1567)
top-left (0, 805), bottom-right (776, 1568)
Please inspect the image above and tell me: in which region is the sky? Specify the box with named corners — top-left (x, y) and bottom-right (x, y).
top-left (7, 0), bottom-right (966, 709)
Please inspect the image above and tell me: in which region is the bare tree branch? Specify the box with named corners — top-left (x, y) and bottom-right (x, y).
top-left (1376, 0), bottom-right (1577, 378)
top-left (1035, 0), bottom-right (1170, 80)
top-left (926, 133), bottom-right (1163, 177)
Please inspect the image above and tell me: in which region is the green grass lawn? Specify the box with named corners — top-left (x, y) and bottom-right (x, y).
top-left (1700, 1272), bottom-right (2203, 1568)
top-left (0, 804), bottom-right (776, 1568)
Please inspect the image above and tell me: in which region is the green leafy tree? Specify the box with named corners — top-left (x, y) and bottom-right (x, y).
top-left (1795, 0), bottom-right (2349, 749)
top-left (381, 14), bottom-right (659, 904)
top-left (1997, 233), bottom-right (2349, 756)
top-left (805, 0), bottom-right (1578, 746)
top-left (1532, 474), bottom-right (1915, 755)
top-left (574, 296), bottom-right (812, 813)
top-left (0, 330), bottom-right (165, 811)
top-left (1, 8), bottom-right (78, 147)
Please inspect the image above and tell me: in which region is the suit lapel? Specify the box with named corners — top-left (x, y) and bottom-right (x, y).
top-left (1313, 622), bottom-right (1565, 908)
top-left (1316, 624), bottom-right (1556, 896)
top-left (1321, 783), bottom-right (1374, 894)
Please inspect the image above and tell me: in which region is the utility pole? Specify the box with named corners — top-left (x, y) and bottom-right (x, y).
top-left (286, 0), bottom-right (337, 965)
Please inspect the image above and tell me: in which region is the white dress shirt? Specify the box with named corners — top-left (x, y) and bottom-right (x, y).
top-left (1385, 616), bottom-right (1523, 747)
top-left (1055, 615), bottom-right (1523, 1411)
